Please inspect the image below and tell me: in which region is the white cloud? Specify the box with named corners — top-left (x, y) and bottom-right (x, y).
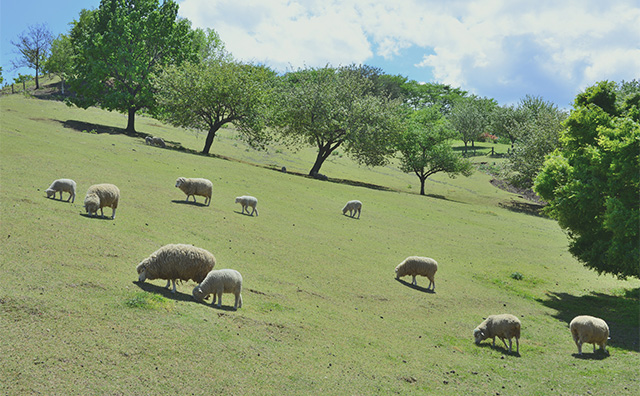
top-left (178, 0), bottom-right (640, 104)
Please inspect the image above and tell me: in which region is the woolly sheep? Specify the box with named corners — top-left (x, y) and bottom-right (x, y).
top-left (136, 244), bottom-right (216, 294)
top-left (84, 183), bottom-right (120, 219)
top-left (192, 269), bottom-right (243, 310)
top-left (175, 177), bottom-right (212, 206)
top-left (145, 136), bottom-right (153, 145)
top-left (45, 178), bottom-right (76, 203)
top-left (151, 136), bottom-right (166, 148)
top-left (570, 315), bottom-right (609, 355)
top-left (235, 195), bottom-right (258, 216)
top-left (473, 314), bottom-right (521, 354)
top-left (394, 256), bottom-right (438, 290)
top-left (342, 200), bottom-right (362, 219)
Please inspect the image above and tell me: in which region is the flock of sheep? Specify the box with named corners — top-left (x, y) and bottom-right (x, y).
top-left (45, 173), bottom-right (611, 357)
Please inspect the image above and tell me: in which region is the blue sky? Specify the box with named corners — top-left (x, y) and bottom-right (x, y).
top-left (2, 0), bottom-right (639, 109)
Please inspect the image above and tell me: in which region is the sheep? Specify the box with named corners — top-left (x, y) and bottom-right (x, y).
top-left (473, 314), bottom-right (521, 354)
top-left (570, 315), bottom-right (610, 355)
top-left (145, 136), bottom-right (153, 145)
top-left (136, 244), bottom-right (216, 294)
top-left (192, 269), bottom-right (243, 310)
top-left (45, 178), bottom-right (76, 203)
top-left (394, 256), bottom-right (438, 290)
top-left (342, 200), bottom-right (362, 219)
top-left (235, 195), bottom-right (258, 216)
top-left (151, 136), bottom-right (166, 148)
top-left (175, 177), bottom-right (212, 206)
top-left (84, 183), bottom-right (120, 219)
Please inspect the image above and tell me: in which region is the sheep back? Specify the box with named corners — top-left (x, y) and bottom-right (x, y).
top-left (570, 315), bottom-right (609, 352)
top-left (46, 178), bottom-right (76, 202)
top-left (136, 244), bottom-right (216, 285)
top-left (192, 269), bottom-right (243, 308)
top-left (395, 256), bottom-right (438, 279)
top-left (474, 314), bottom-right (521, 344)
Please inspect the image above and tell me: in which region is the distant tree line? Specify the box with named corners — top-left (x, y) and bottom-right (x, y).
top-left (10, 0), bottom-right (638, 279)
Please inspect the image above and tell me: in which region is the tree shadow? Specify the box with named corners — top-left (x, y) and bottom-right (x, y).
top-left (79, 213), bottom-right (114, 220)
top-left (498, 200), bottom-right (546, 217)
top-left (395, 278), bottom-right (436, 294)
top-left (537, 288), bottom-right (640, 352)
top-left (58, 119), bottom-right (142, 137)
top-left (171, 199), bottom-right (209, 207)
top-left (132, 280), bottom-right (195, 303)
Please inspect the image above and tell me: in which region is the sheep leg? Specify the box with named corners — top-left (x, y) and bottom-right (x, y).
top-left (233, 294), bottom-right (240, 310)
top-left (216, 292), bottom-right (222, 308)
top-left (111, 207), bottom-right (116, 219)
top-left (576, 340), bottom-right (583, 354)
top-left (164, 280), bottom-right (171, 289)
top-left (507, 338), bottom-right (513, 353)
top-left (254, 207), bottom-right (258, 216)
top-left (171, 280), bottom-right (177, 293)
top-left (205, 196), bottom-right (210, 206)
top-left (515, 338), bottom-right (519, 354)
top-left (411, 275), bottom-right (417, 285)
top-left (99, 207), bottom-right (105, 218)
top-left (356, 209), bottom-right (360, 219)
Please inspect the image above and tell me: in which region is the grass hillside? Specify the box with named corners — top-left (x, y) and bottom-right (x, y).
top-left (1, 89), bottom-right (638, 395)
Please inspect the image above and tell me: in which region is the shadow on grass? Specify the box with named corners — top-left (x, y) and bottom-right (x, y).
top-left (171, 199), bottom-right (209, 207)
top-left (132, 281), bottom-right (194, 303)
top-left (234, 210), bottom-right (257, 217)
top-left (498, 200), bottom-right (546, 217)
top-left (474, 341), bottom-right (521, 357)
top-left (79, 213), bottom-right (114, 221)
top-left (537, 288), bottom-right (640, 352)
top-left (571, 351), bottom-right (610, 360)
top-left (395, 278), bottom-right (436, 294)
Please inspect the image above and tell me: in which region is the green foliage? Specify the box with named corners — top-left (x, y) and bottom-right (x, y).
top-left (154, 59), bottom-right (275, 154)
top-left (396, 106), bottom-right (473, 195)
top-left (535, 81), bottom-right (640, 279)
top-left (402, 80), bottom-right (468, 113)
top-left (67, 0), bottom-right (198, 132)
top-left (510, 272), bottom-right (524, 280)
top-left (272, 65), bottom-right (404, 176)
top-left (448, 96), bottom-right (496, 153)
top-left (44, 34), bottom-right (73, 94)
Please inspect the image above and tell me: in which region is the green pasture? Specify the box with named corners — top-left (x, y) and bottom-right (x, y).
top-left (1, 90), bottom-right (638, 395)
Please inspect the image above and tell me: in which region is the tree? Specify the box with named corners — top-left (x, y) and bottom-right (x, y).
top-left (272, 65), bottom-right (403, 176)
top-left (154, 59), bottom-right (275, 154)
top-left (448, 96), bottom-right (495, 155)
top-left (491, 104), bottom-right (529, 148)
top-left (534, 81), bottom-right (639, 279)
top-left (44, 34), bottom-right (73, 94)
top-left (396, 107), bottom-right (473, 195)
top-left (403, 80), bottom-right (468, 113)
top-left (10, 23), bottom-right (53, 90)
top-left (67, 0), bottom-right (197, 133)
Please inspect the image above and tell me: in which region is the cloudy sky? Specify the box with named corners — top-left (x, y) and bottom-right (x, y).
top-left (2, 0), bottom-right (638, 108)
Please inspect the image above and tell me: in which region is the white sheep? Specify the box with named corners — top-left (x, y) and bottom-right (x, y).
top-left (84, 183), bottom-right (120, 219)
top-left (394, 256), bottom-right (438, 290)
top-left (151, 136), bottom-right (166, 148)
top-left (570, 315), bottom-right (610, 355)
top-left (145, 136), bottom-right (153, 145)
top-left (473, 314), bottom-right (521, 354)
top-left (45, 178), bottom-right (76, 203)
top-left (342, 200), bottom-right (362, 219)
top-left (235, 195), bottom-right (258, 216)
top-left (192, 269), bottom-right (243, 310)
top-left (136, 244), bottom-right (216, 294)
top-left (175, 177), bottom-right (212, 206)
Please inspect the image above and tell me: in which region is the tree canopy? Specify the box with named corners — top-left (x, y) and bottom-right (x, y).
top-left (396, 107), bottom-right (473, 195)
top-left (271, 65), bottom-right (404, 176)
top-left (534, 81), bottom-right (639, 279)
top-left (10, 23), bottom-right (52, 90)
top-left (154, 59), bottom-right (275, 154)
top-left (67, 0), bottom-right (197, 133)
top-left (44, 34), bottom-right (73, 94)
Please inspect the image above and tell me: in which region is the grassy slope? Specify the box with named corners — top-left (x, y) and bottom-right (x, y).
top-left (1, 91), bottom-right (638, 395)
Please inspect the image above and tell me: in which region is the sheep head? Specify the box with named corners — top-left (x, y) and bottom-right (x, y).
top-left (473, 328), bottom-right (486, 344)
top-left (137, 266), bottom-right (147, 282)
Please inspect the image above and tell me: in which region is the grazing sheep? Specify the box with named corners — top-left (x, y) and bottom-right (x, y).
top-left (136, 244), bottom-right (216, 294)
top-left (473, 314), bottom-right (521, 354)
top-left (175, 177), bottom-right (212, 206)
top-left (145, 136), bottom-right (153, 145)
top-left (394, 256), bottom-right (438, 290)
top-left (342, 200), bottom-right (362, 219)
top-left (235, 195), bottom-right (258, 216)
top-left (45, 178), bottom-right (76, 203)
top-left (84, 183), bottom-right (120, 219)
top-left (151, 136), bottom-right (166, 148)
top-left (193, 269), bottom-right (243, 310)
top-left (570, 315), bottom-right (610, 355)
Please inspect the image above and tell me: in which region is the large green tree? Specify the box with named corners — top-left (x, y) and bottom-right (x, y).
top-left (534, 81), bottom-right (639, 279)
top-left (67, 0), bottom-right (197, 133)
top-left (44, 34), bottom-right (73, 95)
top-left (154, 59), bottom-right (275, 154)
top-left (272, 65), bottom-right (403, 176)
top-left (448, 96), bottom-right (496, 155)
top-left (10, 23), bottom-right (52, 90)
top-left (396, 107), bottom-right (473, 195)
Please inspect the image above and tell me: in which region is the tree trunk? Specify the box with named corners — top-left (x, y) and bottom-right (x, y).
top-left (202, 128), bottom-right (217, 155)
top-left (309, 143), bottom-right (338, 176)
top-left (420, 175), bottom-right (427, 196)
top-left (126, 107), bottom-right (136, 134)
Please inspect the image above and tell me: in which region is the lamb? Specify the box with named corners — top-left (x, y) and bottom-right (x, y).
top-left (342, 200), bottom-right (362, 219)
top-left (151, 137), bottom-right (166, 148)
top-left (394, 256), bottom-right (438, 290)
top-left (192, 269), bottom-right (243, 310)
top-left (569, 315), bottom-right (610, 355)
top-left (175, 177), bottom-right (212, 206)
top-left (473, 314), bottom-right (521, 354)
top-left (235, 195), bottom-right (258, 216)
top-left (45, 178), bottom-right (76, 203)
top-left (84, 183), bottom-right (120, 219)
top-left (136, 244), bottom-right (216, 294)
